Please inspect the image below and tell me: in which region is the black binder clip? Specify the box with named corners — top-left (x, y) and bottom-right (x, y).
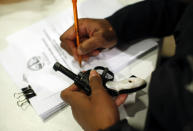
top-left (14, 85), bottom-right (36, 110)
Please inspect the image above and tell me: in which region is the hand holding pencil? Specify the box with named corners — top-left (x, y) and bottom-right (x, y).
top-left (60, 15), bottom-right (117, 65)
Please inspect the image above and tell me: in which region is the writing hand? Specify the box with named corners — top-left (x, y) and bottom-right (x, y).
top-left (60, 18), bottom-right (117, 61)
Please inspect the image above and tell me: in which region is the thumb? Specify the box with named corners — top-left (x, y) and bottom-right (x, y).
top-left (78, 37), bottom-right (100, 55)
top-left (89, 70), bottom-right (106, 96)
top-left (61, 84), bottom-right (89, 107)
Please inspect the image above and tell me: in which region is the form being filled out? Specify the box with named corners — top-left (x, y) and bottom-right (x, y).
top-left (0, 0), bottom-right (158, 120)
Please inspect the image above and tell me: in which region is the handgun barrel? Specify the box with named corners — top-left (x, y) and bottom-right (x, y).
top-left (53, 62), bottom-right (77, 80)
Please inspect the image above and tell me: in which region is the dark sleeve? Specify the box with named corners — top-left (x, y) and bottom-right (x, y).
top-left (144, 55), bottom-right (193, 131)
top-left (100, 119), bottom-right (139, 131)
top-left (106, 0), bottom-right (187, 43)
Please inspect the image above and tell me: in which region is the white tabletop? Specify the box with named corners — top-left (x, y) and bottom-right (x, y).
top-left (0, 0), bottom-right (158, 131)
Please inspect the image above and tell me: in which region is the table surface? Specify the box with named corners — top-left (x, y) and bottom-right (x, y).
top-left (0, 0), bottom-right (158, 131)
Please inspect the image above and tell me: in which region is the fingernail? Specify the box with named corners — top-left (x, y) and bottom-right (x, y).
top-left (90, 70), bottom-right (98, 78)
top-left (73, 54), bottom-right (78, 61)
top-left (92, 50), bottom-right (100, 56)
top-left (77, 48), bottom-right (83, 55)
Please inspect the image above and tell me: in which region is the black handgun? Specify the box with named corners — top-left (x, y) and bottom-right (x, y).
top-left (53, 62), bottom-right (146, 96)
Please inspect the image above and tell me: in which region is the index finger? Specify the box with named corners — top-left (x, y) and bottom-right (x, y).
top-left (60, 26), bottom-right (76, 41)
top-left (115, 94), bottom-right (128, 107)
top-left (60, 27), bottom-right (77, 56)
top-left (60, 23), bottom-right (90, 60)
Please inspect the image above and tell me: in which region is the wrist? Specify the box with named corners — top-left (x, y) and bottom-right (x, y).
top-left (98, 119), bottom-right (134, 131)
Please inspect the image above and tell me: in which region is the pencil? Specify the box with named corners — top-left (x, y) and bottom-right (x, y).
top-left (72, 0), bottom-right (82, 67)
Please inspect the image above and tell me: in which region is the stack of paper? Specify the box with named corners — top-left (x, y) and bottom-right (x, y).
top-left (0, 0), bottom-right (157, 120)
